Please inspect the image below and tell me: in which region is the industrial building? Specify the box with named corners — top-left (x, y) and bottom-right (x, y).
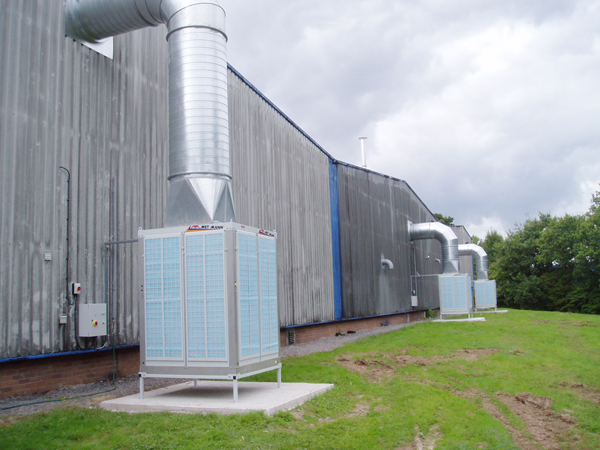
top-left (0, 1), bottom-right (476, 398)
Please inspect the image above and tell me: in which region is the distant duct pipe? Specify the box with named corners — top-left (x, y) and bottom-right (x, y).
top-left (458, 244), bottom-right (489, 280)
top-left (359, 137), bottom-right (367, 168)
top-left (409, 222), bottom-right (459, 274)
top-left (65, 0), bottom-right (235, 226)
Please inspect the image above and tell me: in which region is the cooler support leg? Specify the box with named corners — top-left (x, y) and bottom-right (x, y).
top-left (233, 377), bottom-right (238, 403)
top-left (139, 375), bottom-right (145, 400)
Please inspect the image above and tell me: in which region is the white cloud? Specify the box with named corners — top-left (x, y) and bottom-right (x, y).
top-left (222, 0), bottom-right (600, 234)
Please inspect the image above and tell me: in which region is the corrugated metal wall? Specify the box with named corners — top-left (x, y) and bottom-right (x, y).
top-left (0, 1), bottom-right (463, 359)
top-left (0, 1), bottom-right (169, 359)
top-left (228, 71), bottom-right (335, 327)
top-left (336, 164), bottom-right (442, 317)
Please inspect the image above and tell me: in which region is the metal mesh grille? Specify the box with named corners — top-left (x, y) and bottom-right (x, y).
top-left (259, 237), bottom-right (278, 354)
top-left (475, 280), bottom-right (497, 310)
top-left (185, 233), bottom-right (226, 360)
top-left (439, 274), bottom-right (472, 316)
top-left (238, 234), bottom-right (260, 358)
top-left (144, 236), bottom-right (183, 360)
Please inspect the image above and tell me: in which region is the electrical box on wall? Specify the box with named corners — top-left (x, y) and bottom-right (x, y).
top-left (72, 282), bottom-right (82, 295)
top-left (411, 296), bottom-right (418, 307)
top-left (79, 303), bottom-right (108, 337)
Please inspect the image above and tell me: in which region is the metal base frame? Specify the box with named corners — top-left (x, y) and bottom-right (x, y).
top-left (139, 364), bottom-right (282, 403)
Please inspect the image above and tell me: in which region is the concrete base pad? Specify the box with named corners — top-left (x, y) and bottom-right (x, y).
top-left (476, 310), bottom-right (509, 314)
top-left (100, 381), bottom-right (334, 416)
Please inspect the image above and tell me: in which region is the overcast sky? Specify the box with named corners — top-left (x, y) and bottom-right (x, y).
top-left (221, 0), bottom-right (600, 238)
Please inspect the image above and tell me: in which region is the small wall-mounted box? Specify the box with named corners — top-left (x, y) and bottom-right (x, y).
top-left (411, 296), bottom-right (418, 307)
top-left (72, 282), bottom-right (82, 295)
top-left (79, 304), bottom-right (108, 337)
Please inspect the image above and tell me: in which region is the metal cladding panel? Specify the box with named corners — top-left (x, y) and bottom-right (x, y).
top-left (337, 165), bottom-right (441, 318)
top-left (228, 71), bottom-right (335, 327)
top-left (451, 225), bottom-right (474, 280)
top-left (0, 2), bottom-right (169, 359)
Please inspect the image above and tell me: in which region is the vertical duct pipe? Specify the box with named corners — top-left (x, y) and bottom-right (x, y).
top-left (65, 0), bottom-right (235, 226)
top-left (359, 137), bottom-right (367, 168)
top-left (458, 244), bottom-right (489, 280)
top-left (409, 222), bottom-right (459, 274)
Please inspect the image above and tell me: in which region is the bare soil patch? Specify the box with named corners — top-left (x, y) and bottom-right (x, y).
top-left (337, 356), bottom-right (397, 382)
top-left (533, 320), bottom-right (599, 327)
top-left (453, 389), bottom-right (580, 450)
top-left (397, 424), bottom-right (442, 450)
top-left (346, 400), bottom-right (370, 418)
top-left (337, 348), bottom-right (500, 382)
top-left (558, 382), bottom-right (600, 404)
top-left (496, 392), bottom-right (579, 449)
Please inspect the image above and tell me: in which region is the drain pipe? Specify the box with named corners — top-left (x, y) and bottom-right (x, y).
top-left (409, 222), bottom-right (459, 274)
top-left (458, 244), bottom-right (488, 280)
top-left (381, 255), bottom-right (394, 270)
top-left (65, 0), bottom-right (235, 226)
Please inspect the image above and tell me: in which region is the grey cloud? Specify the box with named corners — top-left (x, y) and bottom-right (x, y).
top-left (222, 0), bottom-right (600, 236)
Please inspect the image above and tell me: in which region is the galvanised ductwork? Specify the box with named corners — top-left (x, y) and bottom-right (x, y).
top-left (381, 255), bottom-right (394, 270)
top-left (65, 0), bottom-right (235, 226)
top-left (458, 244), bottom-right (489, 280)
top-left (409, 222), bottom-right (459, 274)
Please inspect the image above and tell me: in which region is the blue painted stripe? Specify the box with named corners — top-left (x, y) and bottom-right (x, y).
top-left (329, 160), bottom-right (343, 320)
top-left (0, 344), bottom-right (139, 364)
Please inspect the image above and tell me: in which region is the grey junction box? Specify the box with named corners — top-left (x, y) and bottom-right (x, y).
top-left (137, 222), bottom-right (281, 402)
top-left (79, 303), bottom-right (108, 337)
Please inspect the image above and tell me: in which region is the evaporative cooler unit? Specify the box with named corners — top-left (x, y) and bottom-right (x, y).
top-left (474, 279), bottom-right (497, 311)
top-left (438, 273), bottom-right (473, 319)
top-left (138, 222), bottom-right (281, 402)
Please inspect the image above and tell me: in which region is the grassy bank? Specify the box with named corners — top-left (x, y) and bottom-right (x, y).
top-left (1, 309), bottom-right (599, 449)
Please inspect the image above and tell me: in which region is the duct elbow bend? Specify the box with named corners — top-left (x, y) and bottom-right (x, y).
top-left (65, 0), bottom-right (226, 43)
top-left (381, 258), bottom-right (394, 270)
top-left (409, 221), bottom-right (459, 274)
top-left (458, 244), bottom-right (489, 279)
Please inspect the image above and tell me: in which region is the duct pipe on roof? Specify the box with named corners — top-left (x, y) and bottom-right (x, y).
top-left (65, 0), bottom-right (235, 226)
top-left (458, 244), bottom-right (489, 280)
top-left (409, 222), bottom-right (459, 274)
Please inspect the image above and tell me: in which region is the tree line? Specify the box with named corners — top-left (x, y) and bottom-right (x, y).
top-left (472, 190), bottom-right (600, 314)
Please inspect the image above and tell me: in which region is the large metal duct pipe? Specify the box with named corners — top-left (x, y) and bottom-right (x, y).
top-left (409, 222), bottom-right (459, 274)
top-left (65, 0), bottom-right (235, 226)
top-left (458, 244), bottom-right (489, 280)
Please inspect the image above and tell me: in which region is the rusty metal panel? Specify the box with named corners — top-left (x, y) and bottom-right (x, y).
top-left (0, 1), bottom-right (169, 359)
top-left (337, 164), bottom-right (442, 318)
top-left (228, 70), bottom-right (336, 327)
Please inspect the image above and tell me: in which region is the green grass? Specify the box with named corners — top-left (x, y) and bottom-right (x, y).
top-left (1, 309), bottom-right (599, 449)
